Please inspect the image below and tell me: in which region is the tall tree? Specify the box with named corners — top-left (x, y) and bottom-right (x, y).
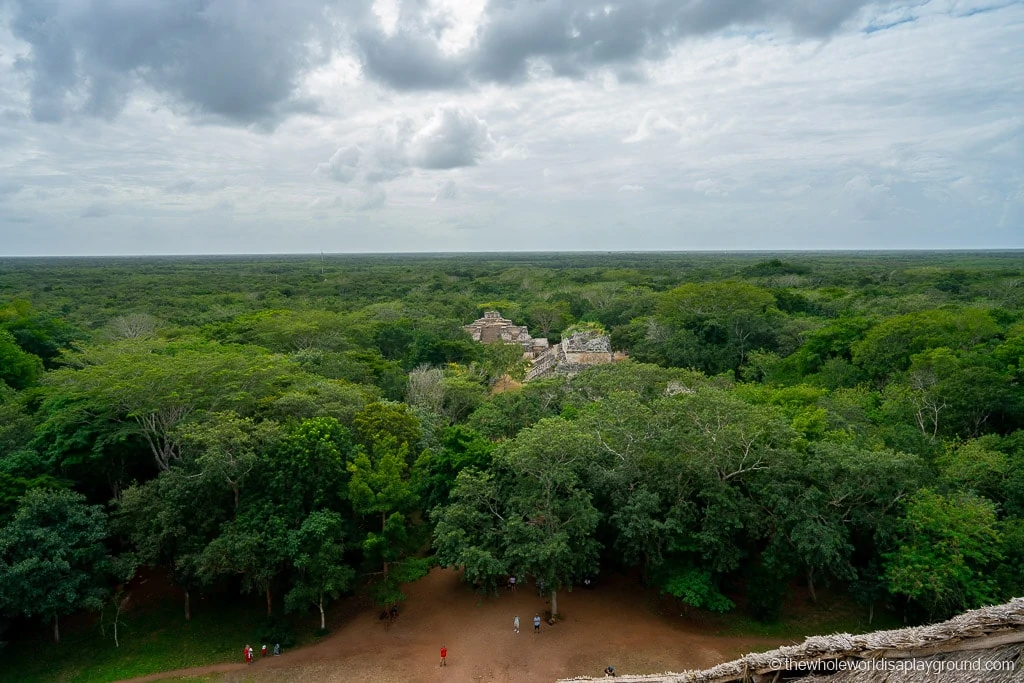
top-left (199, 502), bottom-right (292, 616)
top-left (434, 418), bottom-right (600, 616)
top-left (885, 489), bottom-right (1003, 619)
top-left (285, 510), bottom-right (355, 631)
top-left (41, 340), bottom-right (296, 473)
top-left (0, 488), bottom-right (110, 642)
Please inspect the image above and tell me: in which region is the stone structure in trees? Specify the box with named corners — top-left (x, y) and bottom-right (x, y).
top-left (524, 330), bottom-right (615, 381)
top-left (464, 311), bottom-right (549, 358)
top-left (464, 312), bottom-right (617, 381)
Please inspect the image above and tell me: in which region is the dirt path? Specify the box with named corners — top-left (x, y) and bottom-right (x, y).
top-left (119, 568), bottom-right (788, 683)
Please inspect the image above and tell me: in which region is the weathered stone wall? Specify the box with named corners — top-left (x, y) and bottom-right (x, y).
top-left (564, 351), bottom-right (614, 365)
top-left (524, 331), bottom-right (615, 381)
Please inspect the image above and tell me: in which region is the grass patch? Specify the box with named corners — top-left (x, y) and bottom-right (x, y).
top-left (711, 599), bottom-right (902, 642)
top-left (0, 597), bottom-right (318, 683)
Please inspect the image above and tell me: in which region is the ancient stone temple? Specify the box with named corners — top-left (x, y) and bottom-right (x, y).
top-left (524, 330), bottom-right (614, 381)
top-left (464, 311), bottom-right (550, 358)
top-left (465, 312), bottom-right (617, 379)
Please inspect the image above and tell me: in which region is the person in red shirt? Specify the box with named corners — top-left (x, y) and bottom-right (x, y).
top-left (244, 644), bottom-right (253, 665)
top-left (440, 645), bottom-right (448, 667)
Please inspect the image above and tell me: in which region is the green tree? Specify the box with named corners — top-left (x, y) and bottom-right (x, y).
top-left (352, 401), bottom-right (422, 457)
top-left (416, 426), bottom-right (493, 510)
top-left (479, 342), bottom-right (530, 385)
top-left (0, 488), bottom-right (110, 642)
top-left (885, 489), bottom-right (1003, 619)
top-left (527, 302), bottom-right (572, 338)
top-left (199, 502), bottom-right (292, 616)
top-left (434, 418), bottom-right (600, 616)
top-left (0, 329), bottom-right (43, 389)
top-left (658, 281), bottom-right (778, 367)
top-left (117, 471), bottom-right (228, 621)
top-left (41, 340), bottom-right (297, 473)
top-left (852, 309), bottom-right (999, 381)
top-left (272, 417), bottom-right (354, 515)
top-left (348, 436), bottom-right (418, 579)
top-left (763, 442), bottom-right (925, 603)
top-left (285, 511), bottom-right (355, 631)
top-left (177, 412), bottom-right (283, 512)
top-left (0, 299), bottom-right (80, 368)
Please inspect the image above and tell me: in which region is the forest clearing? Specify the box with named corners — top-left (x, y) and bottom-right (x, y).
top-left (117, 567), bottom-right (794, 683)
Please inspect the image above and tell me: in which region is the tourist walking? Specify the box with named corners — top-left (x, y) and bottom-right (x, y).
top-left (273, 643), bottom-right (280, 656)
top-left (244, 644), bottom-right (253, 665)
top-left (440, 645), bottom-right (448, 667)
top-left (261, 644), bottom-right (267, 657)
top-left (514, 615), bottom-right (520, 634)
top-left (534, 614), bottom-right (541, 634)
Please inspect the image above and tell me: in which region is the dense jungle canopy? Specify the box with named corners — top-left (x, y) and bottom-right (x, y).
top-left (1, 251), bottom-right (1023, 645)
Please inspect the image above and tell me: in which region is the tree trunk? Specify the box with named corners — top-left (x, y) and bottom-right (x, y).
top-left (53, 614), bottom-right (60, 644)
top-left (868, 601), bottom-right (874, 625)
top-left (550, 589), bottom-right (558, 618)
top-left (807, 568), bottom-right (817, 604)
top-left (266, 586), bottom-right (273, 616)
top-left (319, 596), bottom-right (326, 630)
top-left (381, 512), bottom-right (389, 576)
top-left (184, 589), bottom-right (191, 621)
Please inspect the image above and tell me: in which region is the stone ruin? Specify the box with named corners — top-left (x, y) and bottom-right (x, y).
top-left (464, 310), bottom-right (549, 358)
top-left (464, 311), bottom-right (616, 380)
top-left (524, 330), bottom-right (614, 381)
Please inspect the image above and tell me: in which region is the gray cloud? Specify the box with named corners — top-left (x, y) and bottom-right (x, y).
top-left (317, 106), bottom-right (495, 184)
top-left (6, 0), bottom-right (368, 125)
top-left (358, 0), bottom-right (882, 90)
top-left (5, 0), bottom-right (884, 130)
top-left (356, 27), bottom-right (469, 90)
top-left (408, 107), bottom-right (494, 169)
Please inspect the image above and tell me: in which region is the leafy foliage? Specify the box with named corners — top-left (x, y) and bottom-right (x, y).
top-left (1, 251), bottom-right (1023, 654)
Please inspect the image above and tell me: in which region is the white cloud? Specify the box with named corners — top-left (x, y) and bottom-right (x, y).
top-left (623, 111), bottom-right (680, 143)
top-left (317, 146), bottom-right (363, 183)
top-left (317, 106), bottom-right (496, 186)
top-left (408, 107), bottom-right (495, 169)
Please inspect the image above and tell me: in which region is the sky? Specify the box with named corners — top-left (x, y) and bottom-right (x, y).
top-left (0, 0), bottom-right (1022, 256)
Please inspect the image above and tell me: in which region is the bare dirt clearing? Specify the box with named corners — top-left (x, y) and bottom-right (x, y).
top-left (120, 568), bottom-right (788, 683)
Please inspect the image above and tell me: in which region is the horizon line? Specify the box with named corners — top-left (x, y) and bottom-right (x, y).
top-left (3, 248), bottom-right (1024, 259)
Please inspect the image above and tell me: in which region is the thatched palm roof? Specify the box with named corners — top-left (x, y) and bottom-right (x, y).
top-left (559, 598), bottom-right (1024, 683)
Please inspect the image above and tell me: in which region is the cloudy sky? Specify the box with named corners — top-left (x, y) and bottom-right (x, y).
top-left (0, 0), bottom-right (1022, 255)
